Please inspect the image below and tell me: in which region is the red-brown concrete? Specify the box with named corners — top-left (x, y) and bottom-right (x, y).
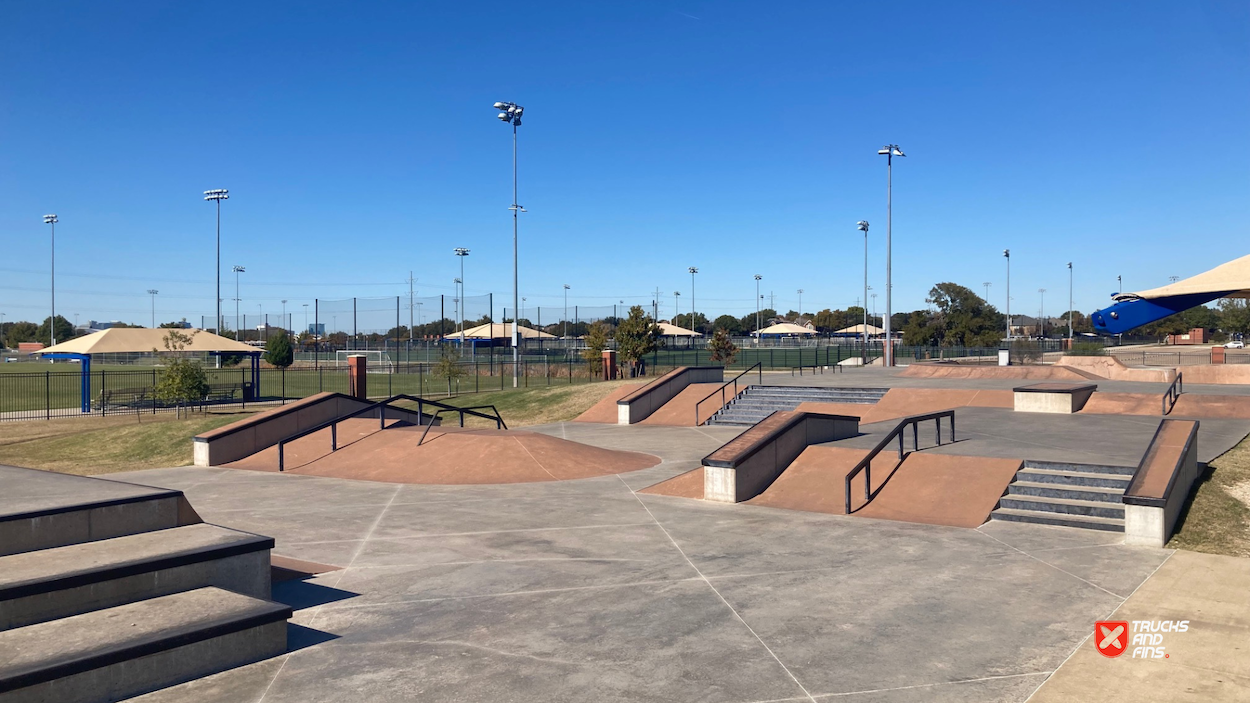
top-left (639, 467), bottom-right (706, 498)
top-left (796, 388), bottom-right (1012, 425)
top-left (1056, 355), bottom-right (1175, 383)
top-left (745, 446), bottom-right (870, 514)
top-left (1179, 365), bottom-right (1250, 385)
top-left (1171, 394), bottom-right (1250, 418)
top-left (348, 355), bottom-right (367, 399)
top-left (640, 383), bottom-right (726, 427)
top-left (853, 454), bottom-right (1022, 528)
top-left (572, 383), bottom-right (645, 423)
top-left (223, 419), bottom-right (660, 484)
top-left (1129, 420), bottom-right (1196, 500)
top-left (1079, 393), bottom-right (1161, 416)
top-left (900, 364), bottom-right (1092, 381)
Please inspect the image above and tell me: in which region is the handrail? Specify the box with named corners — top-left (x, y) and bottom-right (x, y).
top-left (843, 410), bottom-right (956, 514)
top-left (1162, 371), bottom-right (1183, 416)
top-left (277, 394), bottom-right (506, 471)
top-left (694, 362), bottom-right (763, 426)
top-left (415, 405), bottom-right (506, 445)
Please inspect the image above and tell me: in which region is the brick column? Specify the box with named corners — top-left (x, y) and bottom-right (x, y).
top-left (602, 350), bottom-right (617, 380)
top-left (348, 354), bottom-right (367, 399)
top-left (1212, 346), bottom-right (1226, 365)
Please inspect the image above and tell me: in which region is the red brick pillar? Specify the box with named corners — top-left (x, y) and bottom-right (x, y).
top-left (602, 350), bottom-right (617, 380)
top-left (348, 354), bottom-right (367, 399)
top-left (1212, 346), bottom-right (1226, 365)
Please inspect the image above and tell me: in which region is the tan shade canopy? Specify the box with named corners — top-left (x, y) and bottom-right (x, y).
top-left (656, 322), bottom-right (700, 337)
top-left (1120, 253), bottom-right (1250, 301)
top-left (443, 322), bottom-right (556, 340)
top-left (754, 322), bottom-right (817, 336)
top-left (39, 328), bottom-right (258, 355)
top-left (833, 324), bottom-right (885, 335)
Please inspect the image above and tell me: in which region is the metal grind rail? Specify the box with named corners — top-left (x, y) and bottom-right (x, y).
top-left (694, 362), bottom-right (763, 426)
top-left (1162, 372), bottom-right (1183, 416)
top-left (277, 393), bottom-right (506, 471)
top-left (843, 410), bottom-right (956, 515)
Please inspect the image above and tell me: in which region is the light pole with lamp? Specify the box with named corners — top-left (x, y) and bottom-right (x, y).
top-left (147, 290), bottom-right (158, 328)
top-left (42, 214), bottom-right (58, 345)
top-left (688, 267), bottom-right (698, 334)
top-left (876, 145), bottom-right (904, 365)
top-left (232, 266), bottom-right (245, 340)
top-left (203, 189), bottom-right (229, 333)
top-left (1067, 264), bottom-right (1074, 342)
top-left (857, 220), bottom-right (870, 363)
top-left (674, 291), bottom-right (681, 326)
top-left (754, 275), bottom-right (762, 342)
top-left (1003, 250), bottom-right (1011, 340)
top-left (454, 248), bottom-right (470, 334)
top-left (303, 304), bottom-right (309, 335)
top-left (562, 284), bottom-right (570, 340)
top-left (1039, 288), bottom-right (1046, 338)
top-left (281, 300), bottom-right (287, 332)
top-left (493, 101), bottom-right (525, 388)
top-left (796, 289), bottom-right (804, 320)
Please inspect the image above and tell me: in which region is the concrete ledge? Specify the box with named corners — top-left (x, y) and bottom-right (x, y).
top-left (1013, 383), bottom-right (1097, 414)
top-left (703, 411), bottom-right (859, 503)
top-left (617, 366), bottom-right (724, 425)
top-left (0, 587), bottom-right (290, 701)
top-left (193, 392), bottom-right (434, 466)
top-left (1123, 419), bottom-right (1200, 547)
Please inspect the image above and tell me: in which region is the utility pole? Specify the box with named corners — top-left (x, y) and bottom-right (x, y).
top-left (1067, 264), bottom-right (1073, 342)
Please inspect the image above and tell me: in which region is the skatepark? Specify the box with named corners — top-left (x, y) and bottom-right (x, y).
top-left (4, 352), bottom-right (1249, 702)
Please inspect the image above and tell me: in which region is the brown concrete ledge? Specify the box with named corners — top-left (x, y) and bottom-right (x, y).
top-left (1123, 419), bottom-right (1200, 547)
top-left (616, 366), bottom-right (724, 425)
top-left (1013, 382), bottom-right (1097, 413)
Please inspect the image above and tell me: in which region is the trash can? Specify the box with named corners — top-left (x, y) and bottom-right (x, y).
top-left (997, 349), bottom-right (1010, 366)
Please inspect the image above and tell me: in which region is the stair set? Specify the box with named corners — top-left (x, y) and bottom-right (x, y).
top-left (707, 386), bottom-right (889, 426)
top-left (0, 469), bottom-right (290, 702)
top-left (990, 460), bottom-right (1136, 532)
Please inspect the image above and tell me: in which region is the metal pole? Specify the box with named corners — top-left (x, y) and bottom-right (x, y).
top-left (50, 221), bottom-right (56, 345)
top-left (511, 122), bottom-right (519, 388)
top-left (1068, 263), bottom-right (1073, 341)
top-left (863, 227), bottom-right (868, 363)
top-left (884, 153), bottom-right (892, 366)
top-left (1005, 250), bottom-right (1011, 340)
top-left (234, 269), bottom-right (240, 338)
top-left (216, 199), bottom-right (221, 333)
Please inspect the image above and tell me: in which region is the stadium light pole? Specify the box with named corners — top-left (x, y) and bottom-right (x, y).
top-left (674, 291), bottom-right (681, 326)
top-left (281, 300), bottom-right (287, 332)
top-left (797, 289), bottom-right (804, 319)
top-left (562, 284), bottom-right (570, 339)
top-left (754, 275), bottom-right (762, 341)
top-left (857, 220), bottom-right (870, 363)
top-left (1039, 288), bottom-right (1046, 337)
top-left (303, 304), bottom-right (309, 334)
top-left (203, 189), bottom-right (229, 333)
top-left (493, 101), bottom-right (525, 388)
top-left (1003, 250), bottom-right (1011, 340)
top-left (877, 144), bottom-right (904, 365)
top-left (454, 248), bottom-right (470, 335)
top-left (690, 267), bottom-right (700, 332)
top-left (232, 266), bottom-right (245, 338)
top-left (1067, 264), bottom-right (1074, 342)
top-left (42, 214), bottom-right (58, 345)
top-left (147, 290), bottom-right (159, 328)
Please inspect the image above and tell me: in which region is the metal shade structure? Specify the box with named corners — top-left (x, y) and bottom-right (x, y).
top-left (1091, 253), bottom-right (1250, 334)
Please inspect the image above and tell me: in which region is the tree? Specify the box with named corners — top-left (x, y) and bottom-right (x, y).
top-left (159, 320), bottom-right (190, 329)
top-left (154, 330), bottom-right (210, 416)
top-left (672, 312), bottom-right (708, 333)
top-left (712, 315), bottom-right (743, 335)
top-left (35, 315), bottom-right (75, 345)
top-left (910, 283), bottom-right (1004, 347)
top-left (263, 329), bottom-right (294, 368)
top-left (615, 306), bottom-right (661, 376)
top-left (582, 321), bottom-right (610, 375)
top-left (432, 344), bottom-right (468, 396)
top-left (813, 308), bottom-right (849, 333)
top-left (1219, 299), bottom-right (1250, 336)
top-left (707, 327), bottom-right (738, 365)
top-left (3, 321), bottom-right (39, 346)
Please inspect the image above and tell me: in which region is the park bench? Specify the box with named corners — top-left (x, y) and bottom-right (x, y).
top-left (96, 381), bottom-right (247, 411)
top-left (205, 382), bottom-right (247, 402)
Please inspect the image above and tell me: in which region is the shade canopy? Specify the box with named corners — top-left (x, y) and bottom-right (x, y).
top-left (39, 328), bottom-right (258, 356)
top-left (754, 322), bottom-right (818, 337)
top-left (1119, 253), bottom-right (1250, 301)
top-left (443, 322), bottom-right (556, 340)
top-left (832, 324), bottom-right (885, 335)
top-left (657, 322), bottom-right (700, 337)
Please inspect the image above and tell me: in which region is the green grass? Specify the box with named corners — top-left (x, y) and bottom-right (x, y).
top-left (398, 379), bottom-right (639, 428)
top-left (1168, 436), bottom-right (1250, 557)
top-left (0, 410), bottom-right (255, 475)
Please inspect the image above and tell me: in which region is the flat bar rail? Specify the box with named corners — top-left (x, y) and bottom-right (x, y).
top-left (277, 393), bottom-right (506, 471)
top-left (843, 410), bottom-right (956, 514)
top-left (694, 362), bottom-right (762, 426)
top-left (1162, 372), bottom-right (1183, 416)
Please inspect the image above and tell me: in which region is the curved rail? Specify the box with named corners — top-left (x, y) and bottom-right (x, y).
top-left (1162, 371), bottom-right (1183, 416)
top-left (843, 410), bottom-right (955, 514)
top-left (277, 394), bottom-right (506, 471)
top-left (694, 362), bottom-right (763, 426)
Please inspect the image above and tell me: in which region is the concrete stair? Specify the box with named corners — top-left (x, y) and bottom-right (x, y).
top-left (707, 386), bottom-right (888, 426)
top-left (991, 460), bottom-right (1135, 532)
top-left (0, 466), bottom-right (289, 702)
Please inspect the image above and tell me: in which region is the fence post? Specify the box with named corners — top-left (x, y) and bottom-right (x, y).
top-left (153, 368), bottom-right (158, 414)
top-left (282, 367), bottom-right (286, 405)
top-left (45, 371), bottom-right (51, 420)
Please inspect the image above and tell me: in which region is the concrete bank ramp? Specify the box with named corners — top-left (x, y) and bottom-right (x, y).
top-left (572, 383), bottom-right (645, 423)
top-left (900, 363), bottom-right (1095, 381)
top-left (796, 388), bottom-right (1012, 425)
top-left (225, 423), bottom-right (661, 484)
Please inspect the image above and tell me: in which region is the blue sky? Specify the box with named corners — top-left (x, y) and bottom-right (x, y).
top-left (2, 1), bottom-right (1247, 330)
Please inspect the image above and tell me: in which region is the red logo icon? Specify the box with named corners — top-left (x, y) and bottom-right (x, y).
top-left (1096, 621), bottom-right (1129, 658)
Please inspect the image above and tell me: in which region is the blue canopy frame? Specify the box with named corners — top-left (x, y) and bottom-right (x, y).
top-left (42, 350), bottom-right (261, 414)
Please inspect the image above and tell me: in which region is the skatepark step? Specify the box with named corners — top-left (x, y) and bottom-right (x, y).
top-left (707, 386), bottom-right (889, 426)
top-left (0, 523), bottom-right (274, 630)
top-left (0, 466), bottom-right (189, 557)
top-left (990, 460), bottom-right (1135, 531)
top-left (0, 586), bottom-right (291, 703)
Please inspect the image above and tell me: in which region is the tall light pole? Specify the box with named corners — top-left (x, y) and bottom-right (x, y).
top-left (147, 290), bottom-right (159, 328)
top-left (1118, 275), bottom-right (1122, 295)
top-left (983, 281), bottom-right (992, 301)
top-left (454, 247), bottom-right (470, 334)
top-left (493, 101), bottom-right (525, 388)
top-left (754, 274), bottom-right (762, 339)
top-left (1038, 288), bottom-right (1046, 338)
top-left (281, 300), bottom-right (287, 332)
top-left (303, 303), bottom-right (309, 334)
top-left (562, 284), bottom-right (570, 339)
top-left (1003, 250), bottom-right (1011, 340)
top-left (232, 265), bottom-right (245, 338)
top-left (877, 144), bottom-right (904, 365)
top-left (203, 189), bottom-right (229, 333)
top-left (857, 221), bottom-right (870, 362)
top-left (871, 293), bottom-right (878, 322)
top-left (1067, 264), bottom-right (1074, 341)
top-left (688, 267), bottom-right (698, 334)
top-left (796, 289), bottom-right (804, 319)
top-left (674, 291), bottom-right (681, 326)
top-left (42, 214), bottom-right (57, 345)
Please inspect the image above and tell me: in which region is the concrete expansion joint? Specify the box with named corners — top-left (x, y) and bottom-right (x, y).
top-left (977, 530), bottom-right (1127, 600)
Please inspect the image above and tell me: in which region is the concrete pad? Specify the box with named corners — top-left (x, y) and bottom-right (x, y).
top-left (797, 388), bottom-right (1013, 425)
top-left (1058, 355), bottom-right (1176, 382)
top-left (1181, 365), bottom-right (1250, 385)
top-left (1030, 550), bottom-right (1250, 702)
top-left (1171, 394), bottom-right (1250, 419)
top-left (854, 453), bottom-right (1021, 528)
top-left (900, 364), bottom-right (1091, 381)
top-left (638, 467), bottom-right (705, 498)
top-left (639, 382), bottom-right (723, 426)
top-left (571, 383), bottom-right (644, 423)
top-left (1081, 392), bottom-right (1163, 416)
top-left (746, 446), bottom-right (869, 515)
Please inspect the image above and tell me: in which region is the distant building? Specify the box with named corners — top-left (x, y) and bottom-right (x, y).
top-left (308, 323), bottom-right (326, 336)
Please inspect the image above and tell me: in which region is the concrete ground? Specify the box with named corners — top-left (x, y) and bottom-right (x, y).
top-left (112, 421), bottom-right (1182, 703)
